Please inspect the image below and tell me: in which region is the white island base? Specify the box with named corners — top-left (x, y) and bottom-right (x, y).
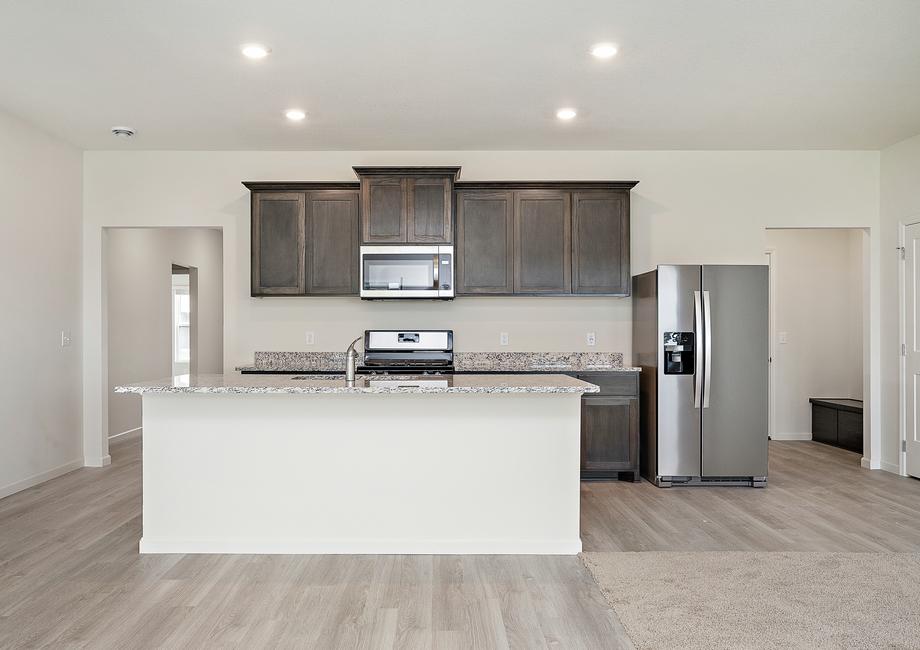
top-left (138, 388), bottom-right (584, 555)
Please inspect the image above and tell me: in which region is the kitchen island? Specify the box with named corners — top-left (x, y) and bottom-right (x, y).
top-left (116, 373), bottom-right (598, 555)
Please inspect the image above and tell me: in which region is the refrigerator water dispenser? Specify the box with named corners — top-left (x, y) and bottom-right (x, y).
top-left (663, 332), bottom-right (695, 375)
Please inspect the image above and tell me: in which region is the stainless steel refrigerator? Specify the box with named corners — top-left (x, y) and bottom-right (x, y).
top-left (632, 265), bottom-right (769, 487)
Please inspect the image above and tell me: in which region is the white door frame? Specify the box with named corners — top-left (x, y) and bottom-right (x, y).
top-left (765, 248), bottom-right (777, 440)
top-left (898, 219), bottom-right (920, 477)
top-left (765, 226), bottom-right (874, 464)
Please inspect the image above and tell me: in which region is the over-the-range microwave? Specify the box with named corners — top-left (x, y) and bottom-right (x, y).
top-left (359, 245), bottom-right (454, 299)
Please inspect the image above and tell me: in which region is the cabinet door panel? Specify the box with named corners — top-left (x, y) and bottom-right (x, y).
top-left (306, 191), bottom-right (359, 294)
top-left (252, 192), bottom-right (305, 295)
top-left (513, 191), bottom-right (571, 293)
top-left (362, 177), bottom-right (406, 242)
top-left (408, 177), bottom-right (451, 243)
top-left (581, 396), bottom-right (638, 472)
top-left (572, 191), bottom-right (629, 295)
top-left (456, 191), bottom-right (513, 294)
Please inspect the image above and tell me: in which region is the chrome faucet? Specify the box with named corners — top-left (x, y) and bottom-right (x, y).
top-left (345, 336), bottom-right (362, 382)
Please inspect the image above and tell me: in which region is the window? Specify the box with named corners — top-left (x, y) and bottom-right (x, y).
top-left (173, 286), bottom-right (190, 364)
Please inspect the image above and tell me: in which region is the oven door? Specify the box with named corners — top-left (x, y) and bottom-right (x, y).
top-left (360, 246), bottom-right (453, 298)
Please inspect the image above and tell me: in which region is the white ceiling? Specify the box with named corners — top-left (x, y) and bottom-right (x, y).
top-left (1, 0), bottom-right (918, 151)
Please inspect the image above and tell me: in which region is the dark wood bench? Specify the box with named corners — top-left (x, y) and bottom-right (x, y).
top-left (809, 398), bottom-right (863, 454)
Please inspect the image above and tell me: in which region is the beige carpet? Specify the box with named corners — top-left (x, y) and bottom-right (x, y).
top-left (581, 552), bottom-right (920, 650)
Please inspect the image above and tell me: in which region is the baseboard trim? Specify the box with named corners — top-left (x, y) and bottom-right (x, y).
top-left (84, 454), bottom-right (111, 468)
top-left (881, 460), bottom-right (901, 475)
top-left (139, 537), bottom-right (583, 555)
top-left (109, 426), bottom-right (141, 440)
top-left (770, 432), bottom-right (813, 441)
top-left (0, 458), bottom-right (84, 500)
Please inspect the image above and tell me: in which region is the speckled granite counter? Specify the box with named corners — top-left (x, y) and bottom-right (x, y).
top-left (239, 351), bottom-right (638, 373)
top-left (116, 373), bottom-right (600, 395)
top-left (252, 351), bottom-right (345, 372)
top-left (455, 352), bottom-right (635, 372)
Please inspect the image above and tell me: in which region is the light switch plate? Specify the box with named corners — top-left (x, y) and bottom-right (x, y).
top-left (61, 329), bottom-right (72, 347)
top-left (586, 332), bottom-right (596, 347)
top-left (305, 331), bottom-right (315, 345)
top-left (500, 332), bottom-right (509, 346)
top-left (778, 331), bottom-right (788, 344)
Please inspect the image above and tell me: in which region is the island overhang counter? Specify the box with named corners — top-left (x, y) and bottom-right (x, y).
top-left (116, 373), bottom-right (598, 555)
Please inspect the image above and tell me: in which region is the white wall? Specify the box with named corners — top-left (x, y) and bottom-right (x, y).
top-left (880, 133), bottom-right (920, 473)
top-left (81, 150), bottom-right (881, 464)
top-left (766, 229), bottom-right (864, 439)
top-left (0, 110), bottom-right (83, 498)
top-left (106, 228), bottom-right (223, 436)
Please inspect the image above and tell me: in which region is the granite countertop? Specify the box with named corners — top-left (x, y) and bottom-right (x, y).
top-left (115, 373), bottom-right (600, 395)
top-left (455, 352), bottom-right (639, 373)
top-left (240, 351), bottom-right (640, 374)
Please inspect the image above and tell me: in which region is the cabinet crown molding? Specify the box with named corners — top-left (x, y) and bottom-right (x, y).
top-left (456, 181), bottom-right (639, 191)
top-left (352, 166), bottom-right (462, 179)
top-left (243, 181), bottom-right (359, 191)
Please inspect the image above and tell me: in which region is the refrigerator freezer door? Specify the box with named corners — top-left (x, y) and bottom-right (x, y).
top-left (657, 265), bottom-right (702, 477)
top-left (700, 265), bottom-right (769, 477)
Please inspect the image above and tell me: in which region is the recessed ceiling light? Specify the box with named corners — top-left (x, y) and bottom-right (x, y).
top-left (241, 43), bottom-right (271, 59)
top-left (556, 108), bottom-right (577, 121)
top-left (285, 109), bottom-right (306, 122)
top-left (111, 126), bottom-right (135, 138)
top-left (590, 42), bottom-right (618, 59)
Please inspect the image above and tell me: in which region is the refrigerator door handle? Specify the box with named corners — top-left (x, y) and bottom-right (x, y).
top-left (693, 290), bottom-right (703, 408)
top-left (703, 290), bottom-right (713, 408)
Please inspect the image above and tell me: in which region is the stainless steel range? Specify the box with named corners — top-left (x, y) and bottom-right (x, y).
top-left (358, 329), bottom-right (454, 374)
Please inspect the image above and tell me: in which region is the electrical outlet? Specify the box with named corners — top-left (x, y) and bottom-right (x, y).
top-left (61, 330), bottom-right (72, 347)
top-left (500, 332), bottom-right (509, 346)
top-left (586, 332), bottom-right (596, 347)
top-left (778, 331), bottom-right (788, 344)
top-left (305, 331), bottom-right (315, 345)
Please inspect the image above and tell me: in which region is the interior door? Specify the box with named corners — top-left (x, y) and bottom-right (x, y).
top-left (905, 223), bottom-right (920, 478)
top-left (701, 265), bottom-right (769, 478)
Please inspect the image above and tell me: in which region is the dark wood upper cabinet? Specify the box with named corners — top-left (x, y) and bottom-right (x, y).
top-left (305, 190), bottom-right (359, 295)
top-left (407, 177), bottom-right (452, 242)
top-left (355, 167), bottom-right (458, 244)
top-left (251, 192), bottom-right (305, 296)
top-left (456, 191), bottom-right (513, 294)
top-left (572, 191), bottom-right (630, 295)
top-left (362, 177), bottom-right (406, 243)
top-left (513, 190), bottom-right (572, 294)
top-left (245, 176), bottom-right (637, 299)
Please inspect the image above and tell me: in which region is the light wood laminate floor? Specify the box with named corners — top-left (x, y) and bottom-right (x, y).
top-left (0, 433), bottom-right (630, 649)
top-left (582, 440), bottom-right (920, 552)
top-left (2, 435), bottom-right (919, 648)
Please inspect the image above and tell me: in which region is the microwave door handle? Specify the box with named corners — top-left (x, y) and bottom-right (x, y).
top-left (693, 291), bottom-right (703, 409)
top-left (432, 254), bottom-right (439, 289)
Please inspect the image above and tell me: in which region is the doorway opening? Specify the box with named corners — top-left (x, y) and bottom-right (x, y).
top-left (105, 228), bottom-right (223, 441)
top-left (765, 228), bottom-right (868, 462)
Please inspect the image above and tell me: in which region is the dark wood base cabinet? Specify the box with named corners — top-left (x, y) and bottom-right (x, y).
top-left (576, 371), bottom-right (640, 481)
